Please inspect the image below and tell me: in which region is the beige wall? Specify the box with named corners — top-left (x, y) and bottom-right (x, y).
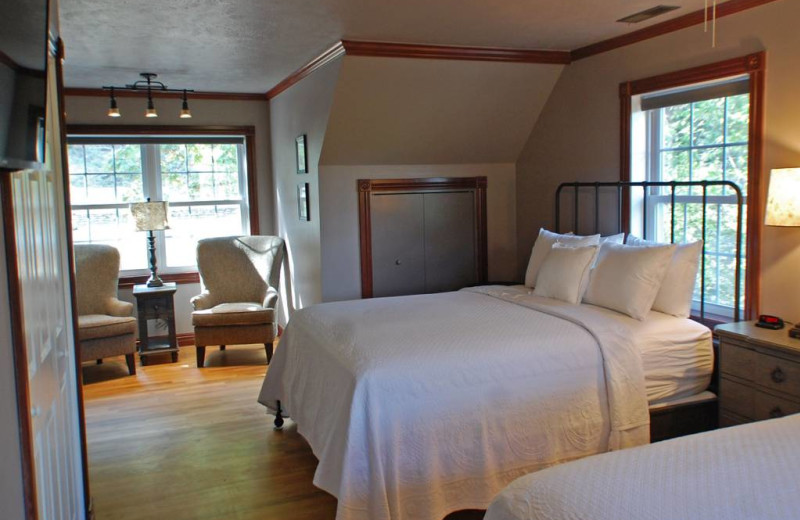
top-left (319, 163), bottom-right (517, 302)
top-left (64, 95), bottom-right (273, 334)
top-left (516, 0), bottom-right (800, 319)
top-left (269, 58), bottom-right (343, 316)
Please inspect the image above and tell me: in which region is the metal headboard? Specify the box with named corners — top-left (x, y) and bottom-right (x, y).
top-left (555, 180), bottom-right (744, 322)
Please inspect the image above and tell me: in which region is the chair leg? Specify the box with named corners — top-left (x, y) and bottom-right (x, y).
top-left (125, 354), bottom-right (136, 376)
top-left (96, 359), bottom-right (103, 365)
top-left (265, 343), bottom-right (273, 364)
top-left (196, 346), bottom-right (206, 368)
top-left (219, 345), bottom-right (226, 351)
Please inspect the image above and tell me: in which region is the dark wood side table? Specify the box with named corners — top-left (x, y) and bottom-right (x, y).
top-left (133, 282), bottom-right (179, 366)
top-left (716, 320), bottom-right (800, 428)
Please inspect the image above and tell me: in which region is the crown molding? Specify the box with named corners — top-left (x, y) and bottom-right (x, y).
top-left (341, 40), bottom-right (571, 64)
top-left (571, 0), bottom-right (780, 61)
top-left (266, 41), bottom-right (346, 99)
top-left (64, 87), bottom-right (266, 102)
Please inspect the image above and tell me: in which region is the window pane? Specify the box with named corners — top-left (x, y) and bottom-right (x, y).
top-left (213, 144), bottom-right (238, 173)
top-left (161, 144), bottom-right (187, 172)
top-left (67, 145), bottom-right (85, 174)
top-left (692, 147), bottom-right (724, 195)
top-left (114, 144), bottom-right (142, 173)
top-left (84, 144), bottom-right (115, 174)
top-left (726, 94), bottom-right (749, 143)
top-left (163, 172), bottom-right (189, 200)
top-left (164, 205), bottom-right (243, 267)
top-left (660, 150), bottom-right (690, 182)
top-left (725, 145), bottom-right (748, 195)
top-left (69, 175), bottom-right (88, 205)
top-left (661, 104), bottom-right (691, 149)
top-left (86, 174), bottom-right (116, 201)
top-left (187, 144), bottom-right (214, 172)
top-left (692, 98), bottom-right (725, 146)
top-left (72, 208), bottom-right (147, 271)
top-left (116, 174), bottom-right (144, 203)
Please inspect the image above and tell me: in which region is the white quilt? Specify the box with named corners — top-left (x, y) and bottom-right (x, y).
top-left (486, 413), bottom-right (800, 520)
top-left (258, 286), bottom-right (650, 520)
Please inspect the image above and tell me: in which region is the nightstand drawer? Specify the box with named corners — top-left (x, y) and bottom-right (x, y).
top-left (755, 354), bottom-right (800, 399)
top-left (753, 391), bottom-right (800, 420)
top-left (138, 296), bottom-right (173, 319)
top-left (719, 342), bottom-right (755, 381)
top-left (720, 377), bottom-right (754, 418)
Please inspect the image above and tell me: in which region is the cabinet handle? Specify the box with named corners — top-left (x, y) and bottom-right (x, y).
top-left (395, 259), bottom-right (402, 266)
top-left (771, 366), bottom-right (786, 384)
top-left (769, 406), bottom-right (784, 419)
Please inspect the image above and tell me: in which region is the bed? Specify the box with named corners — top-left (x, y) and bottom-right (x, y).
top-left (485, 413), bottom-right (800, 520)
top-left (257, 180), bottom-right (743, 520)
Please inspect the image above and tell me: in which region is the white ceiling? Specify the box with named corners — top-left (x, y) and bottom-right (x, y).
top-left (59, 0), bottom-right (712, 93)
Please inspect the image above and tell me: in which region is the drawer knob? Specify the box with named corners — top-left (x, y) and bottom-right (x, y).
top-left (769, 406), bottom-right (784, 419)
top-left (771, 366), bottom-right (786, 384)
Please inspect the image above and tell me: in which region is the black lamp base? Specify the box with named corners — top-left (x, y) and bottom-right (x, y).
top-left (145, 230), bottom-right (163, 287)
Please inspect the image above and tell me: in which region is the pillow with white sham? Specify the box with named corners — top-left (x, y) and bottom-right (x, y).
top-left (524, 228), bottom-right (600, 288)
top-left (626, 235), bottom-right (703, 318)
top-left (600, 233), bottom-right (625, 244)
top-left (583, 242), bottom-right (676, 320)
top-left (533, 243), bottom-right (598, 304)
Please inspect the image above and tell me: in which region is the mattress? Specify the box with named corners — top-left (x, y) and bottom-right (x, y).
top-left (485, 414), bottom-right (800, 520)
top-left (259, 286), bottom-right (651, 520)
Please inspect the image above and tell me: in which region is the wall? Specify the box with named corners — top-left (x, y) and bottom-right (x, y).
top-left (319, 163), bottom-right (517, 302)
top-left (64, 95), bottom-right (273, 334)
top-left (268, 58), bottom-right (343, 317)
top-left (516, 0), bottom-right (800, 319)
top-left (0, 199), bottom-right (25, 520)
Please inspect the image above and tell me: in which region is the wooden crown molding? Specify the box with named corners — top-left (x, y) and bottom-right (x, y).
top-left (64, 87), bottom-right (266, 102)
top-left (572, 0), bottom-right (780, 61)
top-left (266, 41), bottom-right (346, 99)
top-left (341, 40), bottom-right (571, 64)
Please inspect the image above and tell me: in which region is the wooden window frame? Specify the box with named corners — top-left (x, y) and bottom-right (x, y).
top-left (357, 176), bottom-right (488, 299)
top-left (65, 125), bottom-right (260, 288)
top-left (619, 52), bottom-right (766, 320)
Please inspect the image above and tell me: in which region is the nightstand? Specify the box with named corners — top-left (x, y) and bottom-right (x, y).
top-left (716, 320), bottom-right (800, 427)
top-left (133, 283), bottom-right (179, 366)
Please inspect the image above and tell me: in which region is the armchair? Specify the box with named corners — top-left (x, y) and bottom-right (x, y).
top-left (191, 235), bottom-right (285, 368)
top-left (74, 244), bottom-right (137, 375)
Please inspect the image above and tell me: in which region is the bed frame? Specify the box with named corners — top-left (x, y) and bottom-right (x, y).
top-left (555, 180), bottom-right (744, 441)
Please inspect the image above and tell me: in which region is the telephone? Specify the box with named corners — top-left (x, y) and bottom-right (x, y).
top-left (756, 314), bottom-right (784, 330)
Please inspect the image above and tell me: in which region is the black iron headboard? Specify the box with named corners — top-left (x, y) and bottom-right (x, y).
top-left (555, 180), bottom-right (744, 322)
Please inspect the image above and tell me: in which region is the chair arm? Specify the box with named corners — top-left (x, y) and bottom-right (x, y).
top-left (262, 287), bottom-right (279, 310)
top-left (191, 291), bottom-right (216, 311)
top-left (106, 298), bottom-right (134, 317)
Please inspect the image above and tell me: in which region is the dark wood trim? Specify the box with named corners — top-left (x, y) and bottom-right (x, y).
top-left (0, 173), bottom-right (38, 519)
top-left (64, 88), bottom-right (266, 102)
top-left (118, 271), bottom-right (200, 289)
top-left (619, 51), bottom-right (766, 321)
top-left (572, 0), bottom-right (780, 61)
top-left (342, 40), bottom-right (571, 64)
top-left (266, 42), bottom-right (346, 100)
top-left (357, 176), bottom-right (488, 299)
top-left (619, 82), bottom-right (632, 235)
top-left (54, 38), bottom-right (92, 519)
top-left (65, 124), bottom-right (260, 238)
top-left (177, 332), bottom-right (196, 347)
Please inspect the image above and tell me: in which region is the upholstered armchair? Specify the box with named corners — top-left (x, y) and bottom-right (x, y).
top-left (191, 235), bottom-right (285, 368)
top-left (74, 244), bottom-right (137, 375)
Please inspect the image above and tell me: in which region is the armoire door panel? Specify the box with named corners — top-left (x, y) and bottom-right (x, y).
top-left (423, 191), bottom-right (476, 293)
top-left (370, 193), bottom-right (426, 297)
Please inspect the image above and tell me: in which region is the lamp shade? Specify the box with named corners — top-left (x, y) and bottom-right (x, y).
top-left (130, 201), bottom-right (170, 231)
top-left (765, 168), bottom-right (800, 227)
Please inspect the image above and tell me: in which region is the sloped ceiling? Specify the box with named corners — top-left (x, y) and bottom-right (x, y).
top-left (320, 56), bottom-right (564, 165)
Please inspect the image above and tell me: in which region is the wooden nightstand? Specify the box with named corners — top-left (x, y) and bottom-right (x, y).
top-left (716, 320), bottom-right (800, 427)
top-left (133, 283), bottom-right (179, 366)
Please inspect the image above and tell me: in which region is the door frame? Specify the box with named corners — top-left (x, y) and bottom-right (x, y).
top-left (357, 176), bottom-right (488, 298)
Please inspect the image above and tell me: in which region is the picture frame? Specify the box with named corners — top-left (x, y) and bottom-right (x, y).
top-left (297, 182), bottom-right (310, 221)
top-left (296, 134), bottom-right (308, 174)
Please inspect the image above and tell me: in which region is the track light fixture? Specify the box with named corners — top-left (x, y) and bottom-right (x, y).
top-left (102, 72), bottom-right (194, 119)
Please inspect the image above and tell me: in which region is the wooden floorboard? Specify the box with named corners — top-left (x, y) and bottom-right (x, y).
top-left (82, 345), bottom-right (484, 520)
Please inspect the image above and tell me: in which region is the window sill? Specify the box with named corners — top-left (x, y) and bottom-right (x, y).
top-left (118, 271), bottom-right (200, 289)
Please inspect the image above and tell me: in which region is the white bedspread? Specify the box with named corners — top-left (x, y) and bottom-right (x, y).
top-left (486, 413), bottom-right (800, 520)
top-left (258, 286), bottom-right (650, 520)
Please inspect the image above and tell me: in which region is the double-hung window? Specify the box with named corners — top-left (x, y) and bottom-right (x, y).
top-left (631, 76), bottom-right (750, 318)
top-left (67, 134), bottom-right (252, 275)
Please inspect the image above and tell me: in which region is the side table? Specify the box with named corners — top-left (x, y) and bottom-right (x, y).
top-left (133, 282), bottom-right (179, 365)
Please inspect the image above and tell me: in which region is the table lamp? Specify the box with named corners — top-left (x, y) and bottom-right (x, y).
top-left (130, 199), bottom-right (170, 287)
top-left (764, 168), bottom-right (800, 338)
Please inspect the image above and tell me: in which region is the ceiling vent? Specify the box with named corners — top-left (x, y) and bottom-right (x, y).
top-left (617, 5), bottom-right (680, 23)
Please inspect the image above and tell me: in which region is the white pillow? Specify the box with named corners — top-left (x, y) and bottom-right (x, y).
top-left (600, 233), bottom-right (625, 245)
top-left (524, 229), bottom-right (600, 287)
top-left (533, 244), bottom-right (598, 304)
top-left (583, 242), bottom-right (676, 320)
top-left (626, 236), bottom-right (703, 318)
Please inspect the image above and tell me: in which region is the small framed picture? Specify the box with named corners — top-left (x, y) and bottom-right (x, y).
top-left (298, 182), bottom-right (310, 221)
top-left (296, 134), bottom-right (308, 174)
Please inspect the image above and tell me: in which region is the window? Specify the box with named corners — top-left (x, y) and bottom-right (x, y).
top-left (622, 53), bottom-right (765, 321)
top-left (67, 132), bottom-right (255, 275)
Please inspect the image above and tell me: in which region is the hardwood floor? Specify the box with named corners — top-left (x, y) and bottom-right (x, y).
top-left (82, 345), bottom-right (485, 520)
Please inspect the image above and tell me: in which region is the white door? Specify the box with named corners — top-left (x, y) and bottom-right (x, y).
top-left (5, 52), bottom-right (86, 520)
